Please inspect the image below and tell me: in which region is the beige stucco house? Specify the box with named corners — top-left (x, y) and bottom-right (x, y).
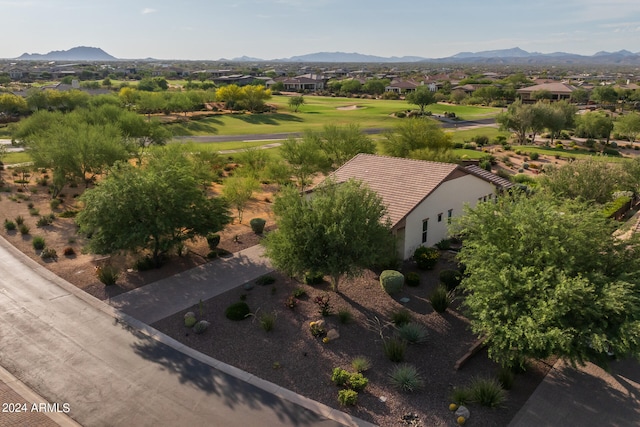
top-left (328, 154), bottom-right (512, 259)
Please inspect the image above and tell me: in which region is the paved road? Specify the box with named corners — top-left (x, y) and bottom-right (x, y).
top-left (0, 238), bottom-right (364, 427)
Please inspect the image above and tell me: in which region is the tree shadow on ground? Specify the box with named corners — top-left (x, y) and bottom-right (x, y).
top-left (230, 113), bottom-right (304, 126)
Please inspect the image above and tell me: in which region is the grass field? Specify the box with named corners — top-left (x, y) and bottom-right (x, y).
top-left (167, 96), bottom-right (500, 136)
top-left (515, 145), bottom-right (630, 162)
top-left (3, 152), bottom-right (32, 165)
top-left (448, 127), bottom-right (509, 144)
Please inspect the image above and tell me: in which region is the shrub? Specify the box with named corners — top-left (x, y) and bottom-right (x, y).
top-left (40, 247), bottom-right (57, 260)
top-left (249, 217), bottom-right (266, 234)
top-left (430, 285), bottom-right (453, 313)
top-left (259, 311), bottom-right (276, 332)
top-left (4, 219), bottom-right (16, 231)
top-left (184, 314), bottom-right (197, 328)
top-left (337, 389), bottom-right (358, 406)
top-left (440, 269), bottom-right (463, 290)
top-left (390, 308), bottom-right (412, 326)
top-left (603, 147), bottom-right (620, 156)
top-left (347, 373), bottom-right (369, 392)
top-left (225, 301), bottom-right (251, 320)
top-left (414, 246), bottom-right (440, 270)
top-left (435, 238), bottom-right (451, 250)
top-left (314, 294), bottom-right (333, 316)
top-left (331, 368), bottom-right (351, 387)
top-left (304, 271), bottom-right (324, 285)
top-left (36, 215), bottom-right (53, 227)
top-left (389, 364), bottom-right (424, 392)
top-left (397, 323), bottom-right (429, 344)
top-left (96, 265), bottom-right (119, 286)
top-left (58, 210), bottom-right (77, 218)
top-left (284, 295), bottom-right (297, 309)
top-left (337, 308), bottom-right (353, 324)
top-left (405, 272), bottom-right (420, 287)
top-left (380, 270), bottom-right (404, 294)
top-left (469, 377), bottom-right (507, 408)
top-left (206, 233), bottom-right (220, 250)
top-left (292, 287), bottom-right (307, 298)
top-left (193, 320), bottom-right (210, 334)
top-left (351, 356), bottom-right (372, 373)
top-left (15, 215), bottom-right (24, 225)
top-left (450, 387), bottom-right (473, 405)
top-left (498, 367), bottom-right (515, 390)
top-left (522, 162), bottom-right (530, 170)
top-left (19, 224), bottom-right (30, 235)
top-left (395, 111), bottom-right (406, 118)
top-left (529, 152), bottom-right (540, 160)
top-left (255, 275), bottom-right (276, 286)
top-left (473, 135), bottom-right (489, 146)
top-left (135, 256), bottom-right (156, 271)
top-left (29, 208), bottom-right (39, 216)
top-left (383, 337), bottom-right (407, 362)
top-left (50, 199), bottom-right (62, 209)
top-left (32, 236), bottom-right (46, 250)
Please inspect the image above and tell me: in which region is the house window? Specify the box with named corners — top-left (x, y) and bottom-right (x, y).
top-left (437, 213), bottom-right (443, 222)
top-left (447, 209), bottom-right (453, 224)
top-left (421, 219), bottom-right (429, 244)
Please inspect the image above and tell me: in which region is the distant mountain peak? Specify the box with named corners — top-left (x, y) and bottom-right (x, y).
top-left (16, 46), bottom-right (117, 61)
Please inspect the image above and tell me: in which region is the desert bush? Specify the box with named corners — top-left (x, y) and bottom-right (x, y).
top-left (184, 313), bottom-right (197, 327)
top-left (50, 199), bottom-right (62, 209)
top-left (337, 389), bottom-right (358, 406)
top-left (135, 256), bottom-right (156, 271)
top-left (32, 236), bottom-right (46, 250)
top-left (380, 270), bottom-right (404, 294)
top-left (405, 272), bottom-right (420, 287)
top-left (36, 215), bottom-right (54, 227)
top-left (389, 364), bottom-right (424, 392)
top-left (383, 337), bottom-right (407, 362)
top-left (292, 287), bottom-right (307, 298)
top-left (96, 265), bottom-right (119, 286)
top-left (255, 275), bottom-right (276, 286)
top-left (347, 373), bottom-right (369, 392)
top-left (397, 323), bottom-right (429, 344)
top-left (414, 246), bottom-right (440, 270)
top-left (351, 356), bottom-right (372, 373)
top-left (206, 233), bottom-right (220, 250)
top-left (498, 367), bottom-right (515, 390)
top-left (440, 269), bottom-right (463, 290)
top-left (29, 208), bottom-right (39, 216)
top-left (469, 377), bottom-right (507, 408)
top-left (472, 135), bottom-right (489, 146)
top-left (337, 308), bottom-right (353, 324)
top-left (4, 219), bottom-right (16, 231)
top-left (15, 215), bottom-right (24, 225)
top-left (430, 285), bottom-right (453, 313)
top-left (259, 311), bottom-right (276, 332)
top-left (304, 271), bottom-right (324, 285)
top-left (390, 308), bottom-right (412, 326)
top-left (225, 301), bottom-right (251, 321)
top-left (314, 294), bottom-right (333, 316)
top-left (19, 224), bottom-right (30, 235)
top-left (450, 387), bottom-right (473, 405)
top-left (529, 152), bottom-right (540, 160)
top-left (435, 238), bottom-right (451, 250)
top-left (249, 217), bottom-right (266, 234)
top-left (58, 210), bottom-right (77, 218)
top-left (284, 295), bottom-right (297, 309)
top-left (40, 247), bottom-right (57, 260)
top-left (331, 368), bottom-right (351, 387)
top-left (193, 320), bottom-right (210, 334)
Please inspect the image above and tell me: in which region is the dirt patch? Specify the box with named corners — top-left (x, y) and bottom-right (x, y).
top-left (152, 258), bottom-right (552, 427)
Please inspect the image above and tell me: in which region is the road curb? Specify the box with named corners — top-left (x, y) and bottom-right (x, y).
top-left (0, 236), bottom-right (376, 427)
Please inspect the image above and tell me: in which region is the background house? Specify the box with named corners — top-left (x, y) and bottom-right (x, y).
top-left (328, 154), bottom-right (512, 259)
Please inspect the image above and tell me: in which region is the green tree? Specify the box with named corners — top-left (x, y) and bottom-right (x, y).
top-left (570, 88), bottom-right (590, 104)
top-left (222, 176), bottom-right (260, 223)
top-left (590, 86), bottom-right (619, 107)
top-left (617, 112), bottom-right (640, 142)
top-left (575, 111), bottom-right (614, 145)
top-left (288, 95), bottom-right (305, 112)
top-left (382, 117), bottom-right (454, 161)
top-left (362, 79), bottom-right (389, 95)
top-left (0, 93), bottom-right (28, 116)
top-left (264, 179), bottom-right (396, 292)
top-left (474, 86), bottom-right (503, 104)
top-left (240, 85), bottom-right (272, 112)
top-left (76, 148), bottom-right (230, 266)
top-left (496, 99), bottom-right (546, 144)
top-left (406, 86), bottom-right (436, 114)
top-left (540, 158), bottom-right (627, 204)
top-left (453, 191), bottom-right (640, 368)
top-left (340, 79), bottom-right (362, 94)
top-left (216, 84), bottom-right (244, 110)
top-left (316, 123), bottom-right (376, 169)
top-left (280, 134), bottom-right (327, 191)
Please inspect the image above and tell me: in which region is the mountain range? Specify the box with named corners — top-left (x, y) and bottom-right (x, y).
top-left (11, 46), bottom-right (640, 65)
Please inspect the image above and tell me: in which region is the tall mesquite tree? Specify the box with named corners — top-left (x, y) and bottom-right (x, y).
top-left (452, 191), bottom-right (640, 369)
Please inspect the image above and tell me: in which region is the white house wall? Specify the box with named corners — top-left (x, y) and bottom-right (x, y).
top-left (400, 175), bottom-right (496, 259)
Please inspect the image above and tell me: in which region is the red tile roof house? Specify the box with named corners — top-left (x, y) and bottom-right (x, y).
top-left (516, 82), bottom-right (579, 102)
top-left (323, 154), bottom-right (512, 260)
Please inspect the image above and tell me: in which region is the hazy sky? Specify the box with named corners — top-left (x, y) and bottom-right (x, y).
top-left (2, 0), bottom-right (639, 60)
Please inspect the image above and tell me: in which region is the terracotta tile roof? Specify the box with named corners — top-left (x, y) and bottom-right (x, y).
top-left (517, 82), bottom-right (578, 94)
top-left (464, 165), bottom-right (514, 190)
top-left (327, 154), bottom-right (461, 227)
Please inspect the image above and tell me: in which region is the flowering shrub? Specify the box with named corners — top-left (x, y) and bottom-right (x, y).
top-left (414, 246), bottom-right (440, 270)
top-left (314, 294), bottom-right (333, 316)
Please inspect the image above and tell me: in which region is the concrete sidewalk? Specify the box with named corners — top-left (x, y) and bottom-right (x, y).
top-left (509, 358), bottom-right (640, 426)
top-left (109, 245), bottom-right (273, 324)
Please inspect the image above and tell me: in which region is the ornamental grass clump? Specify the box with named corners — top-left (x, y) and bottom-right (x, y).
top-left (383, 336), bottom-right (407, 363)
top-left (96, 265), bottom-right (119, 286)
top-left (469, 377), bottom-right (507, 408)
top-left (351, 356), bottom-right (372, 373)
top-left (430, 284), bottom-right (454, 313)
top-left (389, 364), bottom-right (425, 392)
top-left (397, 322), bottom-right (429, 345)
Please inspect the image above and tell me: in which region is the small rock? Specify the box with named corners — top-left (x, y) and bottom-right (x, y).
top-left (455, 406), bottom-right (470, 420)
top-left (379, 396), bottom-right (387, 402)
top-left (326, 328), bottom-right (340, 341)
top-left (243, 282), bottom-right (255, 290)
top-left (399, 297), bottom-right (410, 303)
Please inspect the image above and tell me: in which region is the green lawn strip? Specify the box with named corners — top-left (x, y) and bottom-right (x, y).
top-left (3, 152), bottom-right (32, 165)
top-left (448, 127), bottom-right (509, 144)
top-left (517, 145), bottom-right (629, 162)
